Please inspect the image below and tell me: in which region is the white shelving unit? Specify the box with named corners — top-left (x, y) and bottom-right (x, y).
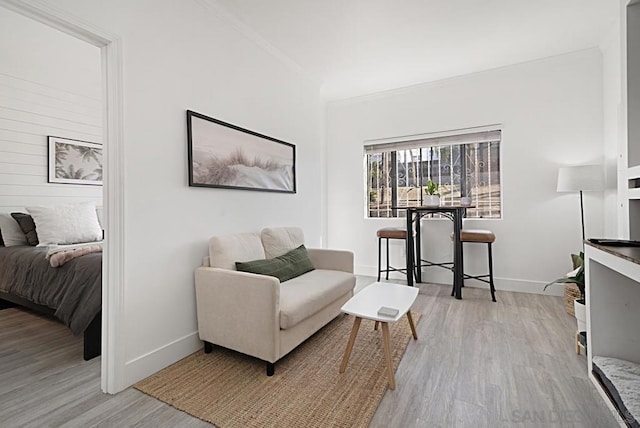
top-left (585, 243), bottom-right (640, 426)
top-left (627, 0), bottom-right (640, 239)
top-left (584, 1), bottom-right (640, 425)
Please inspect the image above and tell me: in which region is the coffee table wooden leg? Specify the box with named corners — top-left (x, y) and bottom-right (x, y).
top-left (340, 316), bottom-right (362, 373)
top-left (406, 311), bottom-right (418, 340)
top-left (381, 322), bottom-right (395, 390)
top-left (374, 321), bottom-right (379, 330)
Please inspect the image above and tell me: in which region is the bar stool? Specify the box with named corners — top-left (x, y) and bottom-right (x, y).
top-left (377, 227), bottom-right (412, 281)
top-left (451, 229), bottom-right (497, 302)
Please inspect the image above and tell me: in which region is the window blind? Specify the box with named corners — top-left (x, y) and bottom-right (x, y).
top-left (364, 128), bottom-right (501, 154)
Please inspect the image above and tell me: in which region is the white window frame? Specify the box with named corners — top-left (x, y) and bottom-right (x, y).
top-left (363, 125), bottom-right (504, 220)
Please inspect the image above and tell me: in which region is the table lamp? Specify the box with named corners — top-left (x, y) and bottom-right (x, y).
top-left (557, 165), bottom-right (604, 241)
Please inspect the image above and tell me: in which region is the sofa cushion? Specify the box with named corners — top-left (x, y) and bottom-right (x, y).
top-left (279, 269), bottom-right (355, 329)
top-left (236, 245), bottom-right (315, 283)
top-left (261, 227), bottom-right (304, 259)
top-left (209, 232), bottom-right (265, 270)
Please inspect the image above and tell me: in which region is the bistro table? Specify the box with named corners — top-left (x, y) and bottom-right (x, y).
top-left (400, 205), bottom-right (470, 299)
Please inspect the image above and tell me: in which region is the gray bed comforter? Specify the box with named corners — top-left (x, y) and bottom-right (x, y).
top-left (0, 245), bottom-right (101, 335)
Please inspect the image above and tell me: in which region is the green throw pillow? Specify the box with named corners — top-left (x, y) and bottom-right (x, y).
top-left (236, 245), bottom-right (315, 282)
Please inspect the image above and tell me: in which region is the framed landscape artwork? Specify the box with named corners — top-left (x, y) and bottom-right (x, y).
top-left (187, 110), bottom-right (296, 193)
top-left (48, 136), bottom-right (103, 186)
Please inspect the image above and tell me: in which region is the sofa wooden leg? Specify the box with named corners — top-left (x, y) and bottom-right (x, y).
top-left (204, 341), bottom-right (214, 354)
top-left (266, 362), bottom-right (275, 376)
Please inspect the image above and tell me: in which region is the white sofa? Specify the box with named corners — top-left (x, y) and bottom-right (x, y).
top-left (195, 227), bottom-right (356, 375)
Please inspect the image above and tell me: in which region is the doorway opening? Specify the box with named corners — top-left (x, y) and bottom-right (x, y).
top-left (0, 0), bottom-right (124, 394)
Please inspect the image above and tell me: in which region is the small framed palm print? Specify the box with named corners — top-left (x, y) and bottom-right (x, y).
top-left (48, 136), bottom-right (103, 186)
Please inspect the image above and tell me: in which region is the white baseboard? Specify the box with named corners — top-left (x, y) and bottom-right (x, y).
top-left (492, 277), bottom-right (563, 296)
top-left (355, 264), bottom-right (565, 296)
top-left (124, 331), bottom-right (202, 388)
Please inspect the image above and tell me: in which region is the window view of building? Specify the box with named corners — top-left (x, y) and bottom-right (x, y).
top-left (366, 129), bottom-right (501, 218)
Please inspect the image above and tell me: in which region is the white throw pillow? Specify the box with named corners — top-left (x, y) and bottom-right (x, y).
top-left (209, 233), bottom-right (266, 270)
top-left (261, 227), bottom-right (305, 258)
top-left (0, 213), bottom-right (28, 246)
top-left (26, 202), bottom-right (102, 246)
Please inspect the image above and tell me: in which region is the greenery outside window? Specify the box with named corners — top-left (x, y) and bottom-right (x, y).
top-left (365, 128), bottom-right (502, 218)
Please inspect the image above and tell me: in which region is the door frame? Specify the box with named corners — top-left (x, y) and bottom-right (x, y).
top-left (0, 0), bottom-right (126, 393)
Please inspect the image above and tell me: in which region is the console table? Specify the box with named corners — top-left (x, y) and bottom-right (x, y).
top-left (585, 242), bottom-right (640, 426)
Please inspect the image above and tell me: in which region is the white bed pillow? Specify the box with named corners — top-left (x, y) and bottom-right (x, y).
top-left (96, 205), bottom-right (103, 228)
top-left (0, 213), bottom-right (29, 246)
top-left (26, 202), bottom-right (102, 246)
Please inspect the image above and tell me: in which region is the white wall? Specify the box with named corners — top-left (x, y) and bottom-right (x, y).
top-left (601, 10), bottom-right (623, 239)
top-left (0, 7), bottom-right (102, 212)
top-left (33, 0), bottom-right (324, 390)
top-left (326, 49), bottom-right (604, 295)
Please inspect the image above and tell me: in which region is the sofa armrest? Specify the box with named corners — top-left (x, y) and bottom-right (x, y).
top-left (306, 248), bottom-right (354, 273)
top-left (195, 267), bottom-right (280, 362)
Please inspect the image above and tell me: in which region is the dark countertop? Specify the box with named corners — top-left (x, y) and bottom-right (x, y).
top-left (586, 241), bottom-right (640, 265)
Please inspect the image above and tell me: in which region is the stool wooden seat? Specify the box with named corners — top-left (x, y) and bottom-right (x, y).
top-left (451, 229), bottom-right (496, 302)
top-left (459, 229), bottom-right (495, 244)
top-left (377, 227), bottom-right (411, 281)
top-left (377, 228), bottom-right (408, 240)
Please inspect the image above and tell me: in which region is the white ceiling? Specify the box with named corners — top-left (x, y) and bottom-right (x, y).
top-left (213, 0), bottom-right (618, 100)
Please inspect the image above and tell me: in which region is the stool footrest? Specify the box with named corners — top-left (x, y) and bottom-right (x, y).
top-left (462, 273), bottom-right (491, 285)
top-left (418, 259), bottom-right (454, 272)
top-left (380, 266), bottom-right (410, 275)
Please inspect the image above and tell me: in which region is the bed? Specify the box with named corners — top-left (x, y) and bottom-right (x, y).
top-left (0, 203), bottom-right (104, 360)
top-left (0, 245), bottom-right (102, 360)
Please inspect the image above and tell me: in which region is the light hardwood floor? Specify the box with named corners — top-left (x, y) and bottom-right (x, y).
top-left (0, 278), bottom-right (617, 427)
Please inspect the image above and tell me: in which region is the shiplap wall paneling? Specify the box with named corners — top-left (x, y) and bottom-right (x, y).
top-left (0, 7), bottom-right (102, 212)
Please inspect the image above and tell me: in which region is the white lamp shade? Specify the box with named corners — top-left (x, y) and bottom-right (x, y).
top-left (557, 165), bottom-right (604, 192)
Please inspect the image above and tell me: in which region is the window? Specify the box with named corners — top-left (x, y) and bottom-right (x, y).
top-left (365, 129), bottom-right (502, 218)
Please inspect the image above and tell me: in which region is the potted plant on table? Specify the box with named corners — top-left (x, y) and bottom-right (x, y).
top-left (423, 180), bottom-right (440, 206)
top-left (545, 252), bottom-right (586, 331)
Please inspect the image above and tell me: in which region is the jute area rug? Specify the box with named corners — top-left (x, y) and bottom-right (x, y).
top-left (135, 313), bottom-right (420, 427)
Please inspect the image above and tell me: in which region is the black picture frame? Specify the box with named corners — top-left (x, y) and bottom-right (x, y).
top-left (48, 136), bottom-right (103, 186)
top-left (187, 110), bottom-right (296, 193)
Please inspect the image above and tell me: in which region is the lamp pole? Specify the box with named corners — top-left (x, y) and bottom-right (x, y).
top-left (579, 190), bottom-right (585, 243)
top-left (557, 164), bottom-right (603, 247)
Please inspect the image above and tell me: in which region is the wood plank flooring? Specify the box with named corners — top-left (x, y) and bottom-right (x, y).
top-left (364, 278), bottom-right (617, 428)
top-left (0, 279), bottom-right (617, 427)
top-left (0, 308), bottom-right (209, 428)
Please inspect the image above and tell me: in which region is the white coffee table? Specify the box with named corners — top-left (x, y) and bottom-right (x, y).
top-left (339, 282), bottom-right (419, 390)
